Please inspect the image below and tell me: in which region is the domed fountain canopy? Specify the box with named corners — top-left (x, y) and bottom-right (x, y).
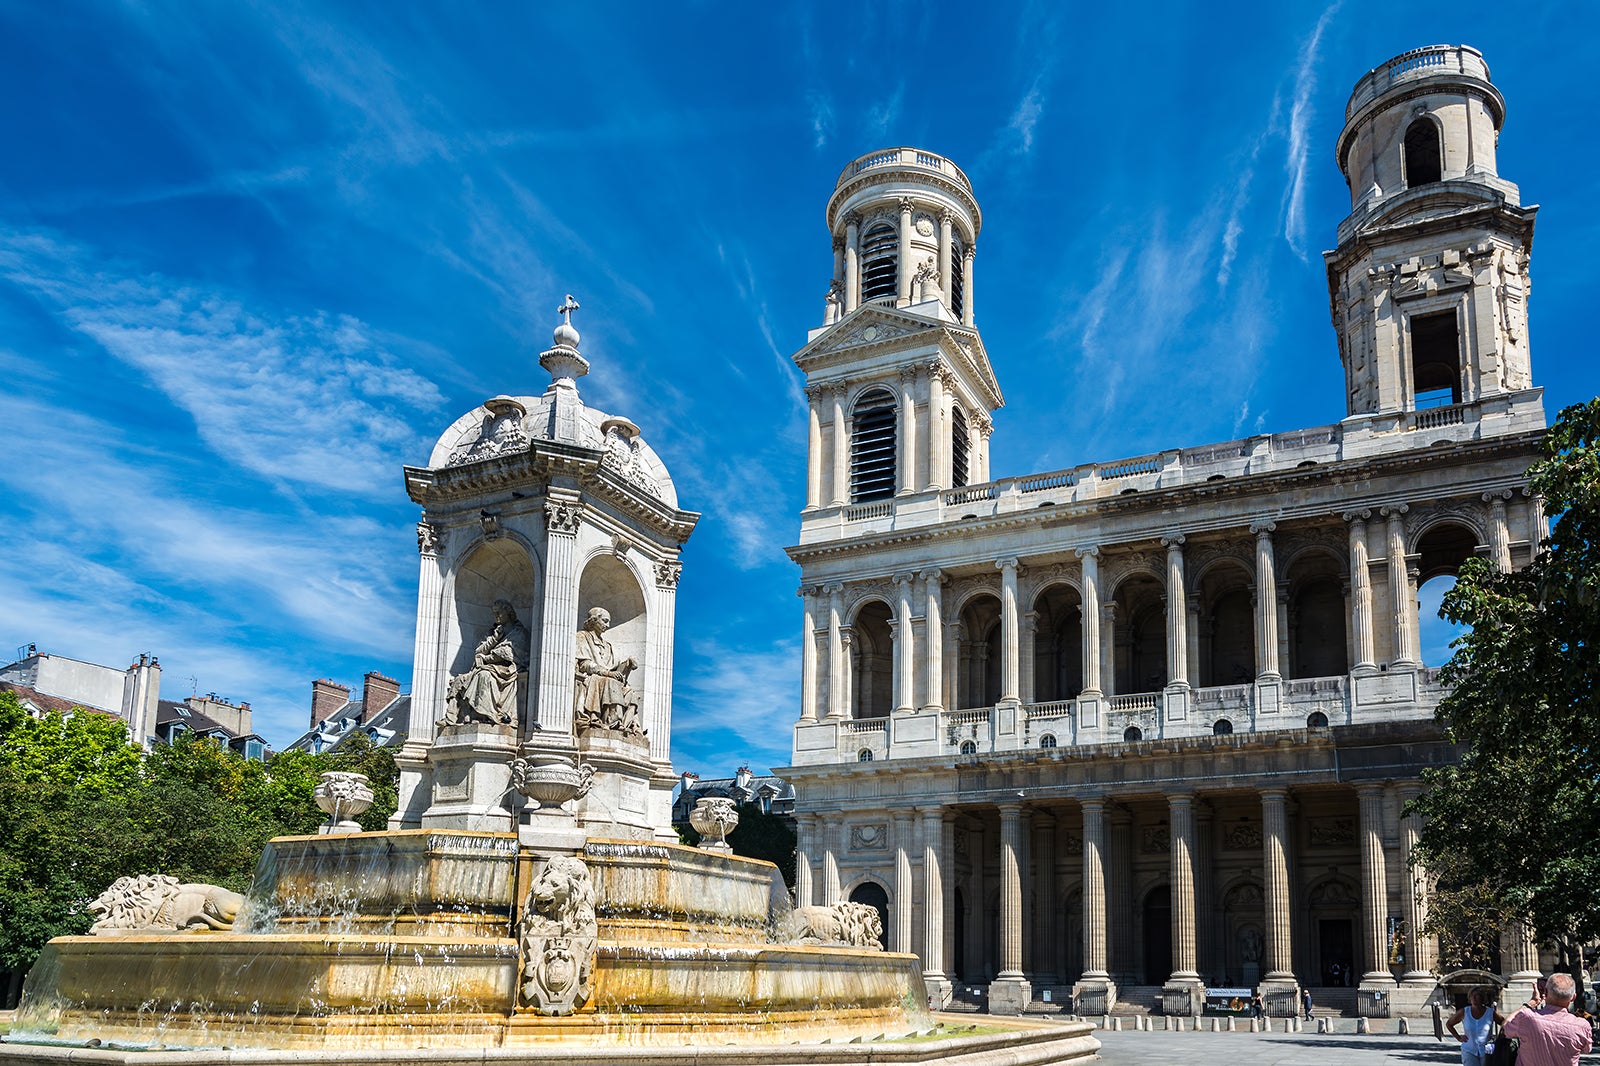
top-left (423, 298), bottom-right (679, 509)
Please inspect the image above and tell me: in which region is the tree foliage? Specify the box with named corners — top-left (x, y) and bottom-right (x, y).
top-left (1410, 398), bottom-right (1600, 966)
top-left (0, 689), bottom-right (399, 976)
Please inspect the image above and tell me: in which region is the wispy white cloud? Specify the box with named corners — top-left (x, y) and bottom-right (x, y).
top-left (865, 85), bottom-right (905, 142)
top-left (0, 231), bottom-right (445, 499)
top-left (672, 635), bottom-right (798, 772)
top-left (808, 91), bottom-right (835, 150)
top-left (1282, 2), bottom-right (1343, 259)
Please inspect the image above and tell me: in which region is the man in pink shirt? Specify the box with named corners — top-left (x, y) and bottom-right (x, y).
top-left (1503, 973), bottom-right (1593, 1066)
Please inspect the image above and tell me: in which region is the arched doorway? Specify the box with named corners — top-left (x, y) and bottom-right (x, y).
top-left (851, 600), bottom-right (894, 718)
top-left (1416, 522), bottom-right (1478, 666)
top-left (848, 881), bottom-right (891, 951)
top-left (1142, 885), bottom-right (1171, 984)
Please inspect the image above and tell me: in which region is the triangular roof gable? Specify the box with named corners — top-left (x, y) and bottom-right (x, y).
top-left (792, 304), bottom-right (1003, 410)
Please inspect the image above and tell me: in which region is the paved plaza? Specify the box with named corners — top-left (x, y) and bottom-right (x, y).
top-left (1092, 1028), bottom-right (1600, 1065)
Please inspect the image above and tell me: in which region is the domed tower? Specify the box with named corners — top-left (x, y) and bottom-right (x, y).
top-left (1325, 46), bottom-right (1541, 427)
top-left (795, 148), bottom-right (1001, 529)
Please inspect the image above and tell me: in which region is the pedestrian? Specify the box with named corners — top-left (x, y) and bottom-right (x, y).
top-left (1446, 987), bottom-right (1504, 1066)
top-left (1302, 987), bottom-right (1314, 1021)
top-left (1251, 992), bottom-right (1263, 1019)
top-left (1503, 972), bottom-right (1593, 1066)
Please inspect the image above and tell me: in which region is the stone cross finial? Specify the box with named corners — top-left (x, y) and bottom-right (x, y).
top-left (559, 294), bottom-right (580, 325)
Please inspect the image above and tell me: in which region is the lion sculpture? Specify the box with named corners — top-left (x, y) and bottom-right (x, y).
top-left (518, 855), bottom-right (599, 1016)
top-left (88, 874), bottom-right (244, 934)
top-left (783, 901), bottom-right (883, 950)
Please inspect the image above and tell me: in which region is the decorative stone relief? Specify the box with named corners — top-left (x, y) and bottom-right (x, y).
top-left (545, 500), bottom-right (581, 536)
top-left (599, 417), bottom-right (662, 498)
top-left (88, 874), bottom-right (244, 934)
top-left (954, 828), bottom-right (969, 858)
top-left (689, 797), bottom-right (740, 852)
top-left (1140, 826), bottom-right (1171, 854)
top-left (1309, 877), bottom-right (1358, 905)
top-left (446, 402), bottom-right (529, 467)
top-left (654, 561), bottom-right (682, 590)
top-left (416, 521), bottom-right (445, 557)
top-left (438, 599), bottom-right (528, 729)
top-left (782, 902), bottom-right (883, 950)
top-left (849, 823), bottom-right (888, 851)
top-left (1223, 821), bottom-right (1263, 850)
top-left (518, 856), bottom-right (598, 1016)
top-left (511, 754), bottom-right (594, 810)
top-left (314, 771), bottom-right (374, 834)
top-left (1308, 817), bottom-right (1356, 848)
top-left (1060, 831), bottom-right (1083, 853)
top-left (914, 212), bottom-right (935, 237)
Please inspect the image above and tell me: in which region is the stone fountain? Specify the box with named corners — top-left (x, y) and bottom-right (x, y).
top-left (0, 301), bottom-right (1096, 1065)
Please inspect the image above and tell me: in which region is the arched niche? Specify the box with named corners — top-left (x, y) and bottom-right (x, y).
top-left (577, 552), bottom-right (649, 688)
top-left (449, 538), bottom-right (538, 721)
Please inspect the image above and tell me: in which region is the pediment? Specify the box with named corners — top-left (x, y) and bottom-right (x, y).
top-left (793, 305), bottom-right (945, 365)
top-left (791, 304), bottom-right (1004, 409)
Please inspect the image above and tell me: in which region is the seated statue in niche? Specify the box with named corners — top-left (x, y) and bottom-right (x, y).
top-left (574, 607), bottom-right (645, 738)
top-left (438, 598), bottom-right (529, 729)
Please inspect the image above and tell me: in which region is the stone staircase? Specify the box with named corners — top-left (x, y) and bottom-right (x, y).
top-left (1109, 986), bottom-right (1165, 1015)
top-left (1307, 986), bottom-right (1359, 1017)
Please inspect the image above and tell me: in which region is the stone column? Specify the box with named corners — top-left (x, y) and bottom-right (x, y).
top-left (998, 558), bottom-right (1021, 704)
top-left (1078, 548), bottom-right (1103, 696)
top-left (795, 814), bottom-right (816, 907)
top-left (989, 802), bottom-right (1033, 1013)
top-left (921, 568), bottom-right (945, 711)
top-left (393, 522), bottom-right (450, 827)
top-left (1345, 510), bottom-right (1377, 670)
top-left (1162, 792), bottom-right (1204, 1015)
top-left (1253, 522), bottom-right (1281, 678)
top-left (897, 368), bottom-right (916, 496)
top-left (962, 244), bottom-right (975, 327)
top-left (1195, 802), bottom-right (1215, 981)
top-left (895, 573), bottom-right (916, 713)
top-left (825, 584), bottom-right (845, 720)
top-left (647, 563), bottom-right (680, 765)
top-left (940, 814), bottom-right (958, 993)
top-left (977, 416), bottom-right (992, 481)
top-left (842, 628), bottom-right (856, 719)
top-left (897, 198), bottom-right (915, 305)
top-left (1074, 797), bottom-right (1116, 1013)
top-left (799, 586), bottom-right (819, 722)
top-left (938, 211), bottom-right (954, 307)
top-left (1108, 804), bottom-right (1134, 985)
top-left (1485, 490), bottom-right (1513, 570)
top-left (1357, 785), bottom-right (1397, 1008)
top-left (830, 390), bottom-right (848, 507)
top-left (844, 213), bottom-right (861, 313)
top-left (822, 815), bottom-right (842, 905)
top-left (1101, 603), bottom-right (1118, 698)
top-left (1030, 809), bottom-right (1056, 984)
top-left (536, 500), bottom-right (583, 735)
top-left (893, 811), bottom-right (915, 955)
top-left (832, 237), bottom-right (845, 293)
top-left (1163, 535), bottom-right (1189, 687)
top-left (921, 806), bottom-right (952, 1006)
top-left (1382, 505), bottom-right (1418, 668)
top-left (927, 363), bottom-right (947, 491)
top-left (1504, 922), bottom-right (1542, 1006)
top-left (1021, 611), bottom-right (1039, 707)
top-left (805, 386), bottom-right (823, 510)
top-left (1260, 789), bottom-right (1299, 1011)
top-left (1186, 604), bottom-right (1202, 689)
top-left (1396, 784), bottom-right (1435, 983)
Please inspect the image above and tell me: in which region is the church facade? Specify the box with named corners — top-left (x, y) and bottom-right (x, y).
top-left (780, 45), bottom-right (1548, 1018)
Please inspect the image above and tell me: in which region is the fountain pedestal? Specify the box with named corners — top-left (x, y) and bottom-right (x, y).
top-left (423, 723), bottom-right (519, 831)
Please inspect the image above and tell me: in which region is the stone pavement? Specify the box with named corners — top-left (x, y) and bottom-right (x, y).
top-left (1093, 1028), bottom-right (1600, 1065)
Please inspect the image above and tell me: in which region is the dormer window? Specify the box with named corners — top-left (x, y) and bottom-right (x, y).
top-left (860, 223), bottom-right (898, 303)
top-left (1403, 117), bottom-right (1442, 188)
top-left (850, 387), bottom-right (897, 501)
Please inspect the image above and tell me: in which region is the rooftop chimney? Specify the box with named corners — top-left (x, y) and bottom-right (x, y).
top-left (361, 671), bottom-right (401, 721)
top-left (311, 678), bottom-right (351, 728)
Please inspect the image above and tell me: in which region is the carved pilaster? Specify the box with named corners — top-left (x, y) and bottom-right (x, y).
top-left (545, 500), bottom-right (581, 536)
top-left (654, 561), bottom-right (682, 590)
top-left (416, 521), bottom-right (445, 557)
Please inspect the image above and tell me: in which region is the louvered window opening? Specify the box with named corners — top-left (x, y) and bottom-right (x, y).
top-left (951, 406), bottom-right (970, 488)
top-left (851, 390), bottom-right (897, 502)
top-left (861, 224), bottom-right (898, 303)
top-left (950, 244), bottom-right (965, 319)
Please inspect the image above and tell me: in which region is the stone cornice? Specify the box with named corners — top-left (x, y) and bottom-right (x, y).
top-left (793, 304), bottom-right (1003, 410)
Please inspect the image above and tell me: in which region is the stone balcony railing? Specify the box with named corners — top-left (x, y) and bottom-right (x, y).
top-left (834, 147), bottom-right (974, 194)
top-left (1344, 45), bottom-right (1491, 120)
top-left (794, 670), bottom-right (1440, 766)
top-left (802, 390), bottom-right (1544, 539)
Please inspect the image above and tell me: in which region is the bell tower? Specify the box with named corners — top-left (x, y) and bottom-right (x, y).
top-left (795, 148), bottom-right (1001, 529)
top-left (1325, 46), bottom-right (1540, 426)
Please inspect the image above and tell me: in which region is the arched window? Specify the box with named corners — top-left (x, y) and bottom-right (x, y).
top-left (1213, 718), bottom-right (1234, 736)
top-left (951, 406), bottom-right (970, 488)
top-left (950, 242), bottom-right (965, 319)
top-left (857, 748), bottom-right (874, 762)
top-left (860, 223), bottom-right (898, 303)
top-left (1039, 733), bottom-right (1057, 749)
top-left (1306, 711), bottom-right (1330, 729)
top-left (1123, 726), bottom-right (1143, 743)
top-left (850, 388), bottom-right (897, 502)
top-left (959, 739), bottom-right (978, 756)
top-left (1403, 118), bottom-right (1442, 188)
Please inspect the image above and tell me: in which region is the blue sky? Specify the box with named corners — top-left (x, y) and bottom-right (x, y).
top-left (1, 2), bottom-right (1595, 776)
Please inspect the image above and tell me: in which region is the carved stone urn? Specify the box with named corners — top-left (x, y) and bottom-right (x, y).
top-left (314, 771), bottom-right (374, 835)
top-left (511, 753), bottom-right (594, 810)
top-left (689, 796), bottom-right (739, 853)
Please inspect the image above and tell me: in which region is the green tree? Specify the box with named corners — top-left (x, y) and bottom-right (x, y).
top-left (1410, 397), bottom-right (1600, 986)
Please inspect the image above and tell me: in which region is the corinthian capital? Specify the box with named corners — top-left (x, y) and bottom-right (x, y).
top-left (416, 521), bottom-right (445, 557)
top-left (545, 500), bottom-right (581, 536)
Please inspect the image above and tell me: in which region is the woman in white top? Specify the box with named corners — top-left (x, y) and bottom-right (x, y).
top-left (1446, 987), bottom-right (1506, 1066)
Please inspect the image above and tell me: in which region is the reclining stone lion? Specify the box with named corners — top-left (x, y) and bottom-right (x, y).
top-left (783, 901), bottom-right (883, 950)
top-left (88, 874), bottom-right (245, 934)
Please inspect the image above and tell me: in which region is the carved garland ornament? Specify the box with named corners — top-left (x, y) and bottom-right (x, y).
top-left (849, 823), bottom-right (888, 851)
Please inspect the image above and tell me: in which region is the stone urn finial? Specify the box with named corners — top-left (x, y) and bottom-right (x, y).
top-left (689, 796), bottom-right (739, 853)
top-left (314, 771), bottom-right (374, 835)
top-left (511, 753), bottom-right (594, 810)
